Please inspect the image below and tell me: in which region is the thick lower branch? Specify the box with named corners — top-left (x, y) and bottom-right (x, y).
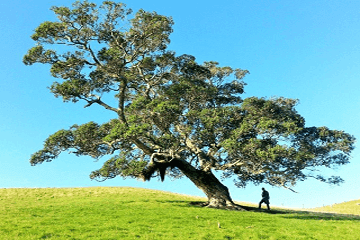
top-left (142, 156), bottom-right (241, 209)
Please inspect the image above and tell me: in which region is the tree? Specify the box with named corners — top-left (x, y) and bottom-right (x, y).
top-left (24, 1), bottom-right (355, 209)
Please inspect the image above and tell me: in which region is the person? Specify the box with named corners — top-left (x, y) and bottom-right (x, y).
top-left (258, 187), bottom-right (270, 210)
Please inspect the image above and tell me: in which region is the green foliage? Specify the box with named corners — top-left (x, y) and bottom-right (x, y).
top-left (23, 45), bottom-right (58, 65)
top-left (89, 154), bottom-right (148, 180)
top-left (129, 9), bottom-right (174, 52)
top-left (24, 0), bottom-right (355, 197)
top-left (0, 187), bottom-right (359, 239)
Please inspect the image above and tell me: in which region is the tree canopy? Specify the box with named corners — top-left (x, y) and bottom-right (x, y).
top-left (24, 1), bottom-right (355, 209)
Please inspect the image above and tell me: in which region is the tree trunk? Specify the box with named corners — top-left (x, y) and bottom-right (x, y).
top-left (173, 158), bottom-right (243, 210)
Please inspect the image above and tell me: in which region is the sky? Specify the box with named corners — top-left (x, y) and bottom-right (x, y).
top-left (0, 0), bottom-right (359, 208)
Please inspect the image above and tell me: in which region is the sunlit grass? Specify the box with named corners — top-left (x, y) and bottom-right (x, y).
top-left (0, 187), bottom-right (359, 239)
top-left (310, 199), bottom-right (360, 216)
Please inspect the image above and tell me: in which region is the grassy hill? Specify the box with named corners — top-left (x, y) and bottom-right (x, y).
top-left (0, 187), bottom-right (359, 239)
top-left (310, 199), bottom-right (360, 216)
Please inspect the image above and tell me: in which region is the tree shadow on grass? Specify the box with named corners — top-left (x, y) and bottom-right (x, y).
top-left (279, 210), bottom-right (360, 221)
top-left (156, 200), bottom-right (190, 204)
top-left (188, 201), bottom-right (273, 211)
top-left (241, 205), bottom-right (360, 221)
top-left (187, 201), bottom-right (360, 221)
top-left (242, 205), bottom-right (360, 221)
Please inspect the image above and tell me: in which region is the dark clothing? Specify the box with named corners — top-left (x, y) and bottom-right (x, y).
top-left (259, 189), bottom-right (270, 210)
top-left (262, 190), bottom-right (270, 200)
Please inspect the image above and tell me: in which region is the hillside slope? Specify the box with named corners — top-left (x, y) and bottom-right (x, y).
top-left (0, 187), bottom-right (359, 239)
top-left (311, 199), bottom-right (360, 215)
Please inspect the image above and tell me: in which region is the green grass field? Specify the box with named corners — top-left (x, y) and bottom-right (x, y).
top-left (311, 199), bottom-right (360, 216)
top-left (0, 187), bottom-right (359, 239)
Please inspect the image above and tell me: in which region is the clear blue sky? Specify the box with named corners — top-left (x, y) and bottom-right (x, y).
top-left (1, 0), bottom-right (359, 208)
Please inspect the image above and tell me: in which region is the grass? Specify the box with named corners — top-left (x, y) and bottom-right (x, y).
top-left (0, 187), bottom-right (359, 239)
top-left (310, 199), bottom-right (360, 216)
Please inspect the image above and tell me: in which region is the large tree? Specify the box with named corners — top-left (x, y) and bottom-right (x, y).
top-left (24, 1), bottom-right (355, 209)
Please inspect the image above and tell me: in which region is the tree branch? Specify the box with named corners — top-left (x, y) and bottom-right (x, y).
top-left (85, 44), bottom-right (102, 66)
top-left (175, 125), bottom-right (217, 171)
top-left (131, 137), bottom-right (154, 155)
top-left (118, 78), bottom-right (128, 123)
top-left (83, 96), bottom-right (119, 113)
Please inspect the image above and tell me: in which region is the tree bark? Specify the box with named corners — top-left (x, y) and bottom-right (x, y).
top-left (173, 158), bottom-right (244, 210)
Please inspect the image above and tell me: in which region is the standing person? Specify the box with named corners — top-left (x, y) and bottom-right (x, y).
top-left (258, 188), bottom-right (270, 210)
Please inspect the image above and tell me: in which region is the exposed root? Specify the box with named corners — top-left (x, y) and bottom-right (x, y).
top-left (189, 201), bottom-right (246, 211)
